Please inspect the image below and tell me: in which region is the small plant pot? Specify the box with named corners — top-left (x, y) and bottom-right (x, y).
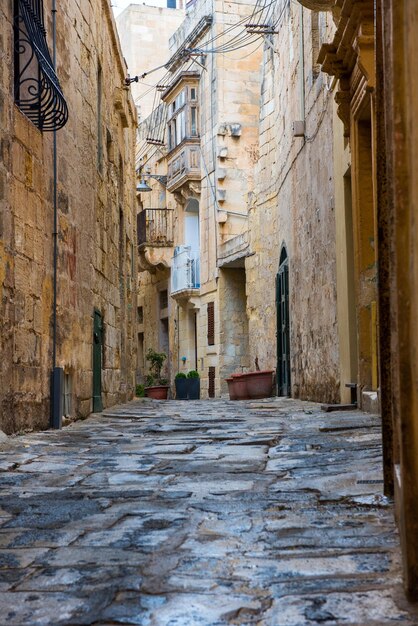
top-left (145, 385), bottom-right (169, 400)
top-left (225, 377), bottom-right (237, 401)
top-left (175, 378), bottom-right (188, 400)
top-left (245, 370), bottom-right (274, 399)
top-left (231, 373), bottom-right (250, 400)
top-left (187, 378), bottom-right (200, 400)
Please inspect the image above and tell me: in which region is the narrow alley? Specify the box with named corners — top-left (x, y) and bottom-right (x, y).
top-left (0, 399), bottom-right (416, 625)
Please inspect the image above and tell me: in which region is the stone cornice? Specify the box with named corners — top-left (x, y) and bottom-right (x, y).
top-left (315, 0), bottom-right (374, 137)
top-left (294, 0), bottom-right (335, 10)
top-left (318, 0), bottom-right (374, 78)
top-left (293, 0), bottom-right (341, 21)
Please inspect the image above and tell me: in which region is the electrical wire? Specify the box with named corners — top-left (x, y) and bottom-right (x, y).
top-left (134, 0), bottom-right (287, 162)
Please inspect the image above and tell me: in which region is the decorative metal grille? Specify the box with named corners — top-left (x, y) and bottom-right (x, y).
top-left (14, 0), bottom-right (68, 131)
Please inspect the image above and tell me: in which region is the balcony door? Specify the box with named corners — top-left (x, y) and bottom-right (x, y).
top-left (185, 198), bottom-right (200, 287)
top-left (185, 198), bottom-right (199, 252)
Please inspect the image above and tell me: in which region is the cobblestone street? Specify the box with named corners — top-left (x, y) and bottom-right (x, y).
top-left (0, 398), bottom-right (416, 625)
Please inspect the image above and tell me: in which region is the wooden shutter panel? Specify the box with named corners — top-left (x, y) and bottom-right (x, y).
top-left (207, 301), bottom-right (214, 346)
top-left (208, 366), bottom-right (215, 398)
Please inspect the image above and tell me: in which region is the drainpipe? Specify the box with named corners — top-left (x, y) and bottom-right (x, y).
top-left (299, 5), bottom-right (306, 126)
top-left (51, 0), bottom-right (63, 429)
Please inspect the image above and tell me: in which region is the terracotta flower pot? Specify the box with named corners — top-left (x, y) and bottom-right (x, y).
top-left (225, 377), bottom-right (238, 400)
top-left (145, 385), bottom-right (169, 400)
top-left (244, 370), bottom-right (274, 399)
top-left (231, 373), bottom-right (250, 400)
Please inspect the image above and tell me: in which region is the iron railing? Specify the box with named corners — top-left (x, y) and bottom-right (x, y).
top-left (14, 0), bottom-right (68, 131)
top-left (137, 209), bottom-right (174, 247)
top-left (171, 245), bottom-right (200, 294)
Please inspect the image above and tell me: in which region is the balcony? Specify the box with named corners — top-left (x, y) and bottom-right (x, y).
top-left (137, 209), bottom-right (174, 247)
top-left (171, 246), bottom-right (200, 300)
top-left (137, 209), bottom-right (174, 272)
top-left (166, 142), bottom-right (201, 193)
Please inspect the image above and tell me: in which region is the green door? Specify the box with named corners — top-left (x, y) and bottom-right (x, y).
top-left (276, 247), bottom-right (291, 396)
top-left (93, 310), bottom-right (103, 412)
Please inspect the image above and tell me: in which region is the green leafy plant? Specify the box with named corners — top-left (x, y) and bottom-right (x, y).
top-left (145, 349), bottom-right (167, 386)
top-left (135, 384), bottom-right (145, 397)
top-left (187, 370), bottom-right (200, 379)
top-left (145, 374), bottom-right (156, 387)
top-left (175, 372), bottom-right (187, 379)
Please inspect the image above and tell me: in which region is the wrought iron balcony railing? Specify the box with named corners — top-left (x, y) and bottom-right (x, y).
top-left (137, 208), bottom-right (174, 248)
top-left (171, 245), bottom-right (200, 294)
top-left (14, 0), bottom-right (68, 131)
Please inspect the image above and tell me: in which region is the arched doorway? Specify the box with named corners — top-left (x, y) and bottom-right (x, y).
top-left (276, 246), bottom-right (291, 396)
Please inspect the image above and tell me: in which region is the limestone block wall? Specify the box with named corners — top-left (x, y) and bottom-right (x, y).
top-left (218, 268), bottom-right (250, 394)
top-left (0, 0), bottom-right (137, 433)
top-left (137, 270), bottom-right (171, 383)
top-left (116, 4), bottom-right (185, 123)
top-left (247, 2), bottom-right (340, 403)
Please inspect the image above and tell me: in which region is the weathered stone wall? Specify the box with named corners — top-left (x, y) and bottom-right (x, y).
top-left (218, 268), bottom-right (250, 393)
top-left (0, 0), bottom-right (137, 432)
top-left (247, 2), bottom-right (340, 403)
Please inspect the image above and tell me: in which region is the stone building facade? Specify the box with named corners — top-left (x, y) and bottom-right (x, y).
top-left (0, 0), bottom-right (137, 433)
top-left (247, 2), bottom-right (341, 403)
top-left (295, 0), bottom-right (418, 601)
top-left (130, 0), bottom-right (263, 397)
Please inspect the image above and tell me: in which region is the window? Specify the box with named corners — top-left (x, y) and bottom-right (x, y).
top-left (137, 306), bottom-right (144, 324)
top-left (167, 84), bottom-right (199, 151)
top-left (191, 107), bottom-right (197, 136)
top-left (208, 367), bottom-right (215, 398)
top-left (207, 302), bottom-right (215, 346)
top-left (167, 0), bottom-right (176, 7)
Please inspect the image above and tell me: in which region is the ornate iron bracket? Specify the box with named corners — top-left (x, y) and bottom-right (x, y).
top-left (14, 0), bottom-right (68, 131)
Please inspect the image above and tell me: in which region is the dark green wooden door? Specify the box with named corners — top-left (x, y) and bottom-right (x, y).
top-left (93, 310), bottom-right (103, 412)
top-left (276, 249), bottom-right (291, 396)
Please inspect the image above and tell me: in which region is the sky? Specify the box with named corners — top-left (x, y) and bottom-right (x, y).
top-left (111, 0), bottom-right (134, 17)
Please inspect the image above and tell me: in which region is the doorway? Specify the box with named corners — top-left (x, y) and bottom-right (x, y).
top-left (276, 246), bottom-right (291, 396)
top-left (93, 309), bottom-right (103, 412)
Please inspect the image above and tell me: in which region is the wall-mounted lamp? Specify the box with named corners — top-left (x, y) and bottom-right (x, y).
top-left (136, 173), bottom-right (168, 193)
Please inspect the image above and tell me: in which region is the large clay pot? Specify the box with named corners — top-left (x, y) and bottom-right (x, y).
top-left (145, 385), bottom-right (169, 400)
top-left (225, 377), bottom-right (237, 400)
top-left (231, 373), bottom-right (250, 400)
top-left (175, 378), bottom-right (188, 400)
top-left (188, 378), bottom-right (200, 400)
top-left (245, 370), bottom-right (274, 399)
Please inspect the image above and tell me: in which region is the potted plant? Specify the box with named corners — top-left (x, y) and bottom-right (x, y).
top-left (231, 373), bottom-right (250, 400)
top-left (225, 377), bottom-right (238, 400)
top-left (187, 370), bottom-right (200, 400)
top-left (144, 349), bottom-right (170, 399)
top-left (244, 370), bottom-right (274, 399)
top-left (175, 372), bottom-right (188, 400)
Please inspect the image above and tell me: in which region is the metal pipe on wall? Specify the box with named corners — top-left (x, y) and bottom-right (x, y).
top-left (51, 0), bottom-right (63, 429)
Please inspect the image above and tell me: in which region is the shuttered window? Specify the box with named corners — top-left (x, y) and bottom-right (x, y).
top-left (208, 367), bottom-right (215, 398)
top-left (207, 301), bottom-right (214, 346)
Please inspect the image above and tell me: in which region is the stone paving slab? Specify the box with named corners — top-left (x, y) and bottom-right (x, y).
top-left (0, 398), bottom-right (417, 625)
